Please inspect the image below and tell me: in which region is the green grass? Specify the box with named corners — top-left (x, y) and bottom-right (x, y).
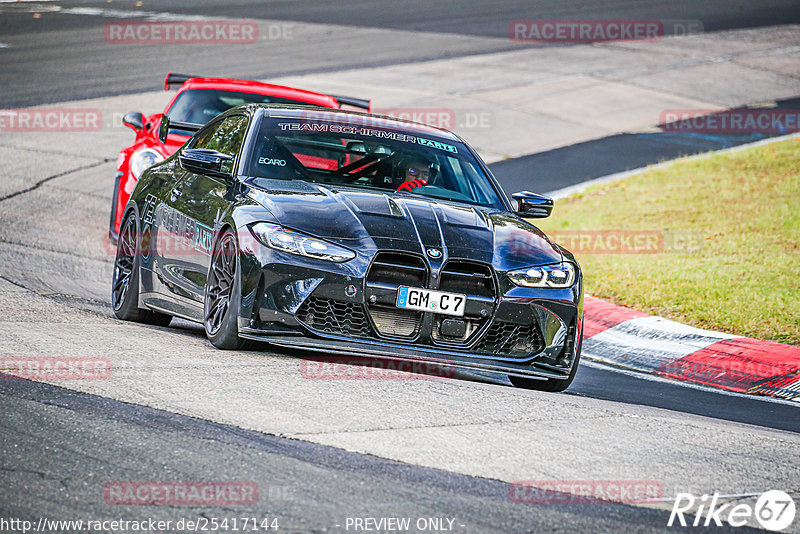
top-left (534, 137), bottom-right (800, 345)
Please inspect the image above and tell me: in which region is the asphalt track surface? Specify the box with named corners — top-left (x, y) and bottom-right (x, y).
top-left (1, 2), bottom-right (799, 532)
top-left (68, 0), bottom-right (800, 36)
top-left (1, 0), bottom-right (800, 106)
top-left (4, 377), bottom-right (762, 534)
top-left (491, 96), bottom-right (800, 194)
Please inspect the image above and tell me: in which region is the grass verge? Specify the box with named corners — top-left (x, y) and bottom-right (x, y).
top-left (534, 136), bottom-right (800, 345)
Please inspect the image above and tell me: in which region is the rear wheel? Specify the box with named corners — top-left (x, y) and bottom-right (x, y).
top-left (112, 213), bottom-right (172, 326)
top-left (204, 229), bottom-right (252, 350)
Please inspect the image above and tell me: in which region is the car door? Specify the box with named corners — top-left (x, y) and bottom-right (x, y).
top-left (157, 114), bottom-right (249, 308)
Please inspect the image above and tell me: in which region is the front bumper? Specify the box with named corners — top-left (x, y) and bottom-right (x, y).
top-left (237, 242), bottom-right (582, 380)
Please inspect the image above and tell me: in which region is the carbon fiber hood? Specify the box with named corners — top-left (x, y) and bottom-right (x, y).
top-left (246, 180), bottom-right (563, 270)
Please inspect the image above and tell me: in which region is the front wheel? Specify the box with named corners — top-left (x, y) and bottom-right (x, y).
top-left (204, 229), bottom-right (252, 350)
top-left (111, 213), bottom-right (172, 326)
top-left (510, 334), bottom-right (582, 392)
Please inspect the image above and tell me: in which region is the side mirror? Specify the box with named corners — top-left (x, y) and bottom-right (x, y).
top-left (158, 114), bottom-right (170, 143)
top-left (512, 191), bottom-right (553, 218)
top-left (158, 114), bottom-right (202, 143)
top-left (122, 111), bottom-right (144, 132)
top-left (179, 148), bottom-right (235, 178)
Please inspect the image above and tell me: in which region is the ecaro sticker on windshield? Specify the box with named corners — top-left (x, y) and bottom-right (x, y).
top-left (259, 157), bottom-right (286, 166)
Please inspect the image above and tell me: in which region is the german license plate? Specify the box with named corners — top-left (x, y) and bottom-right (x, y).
top-left (396, 286), bottom-right (466, 317)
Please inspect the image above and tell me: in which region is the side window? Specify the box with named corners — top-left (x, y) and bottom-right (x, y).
top-left (191, 115), bottom-right (248, 174)
top-left (194, 115), bottom-right (248, 154)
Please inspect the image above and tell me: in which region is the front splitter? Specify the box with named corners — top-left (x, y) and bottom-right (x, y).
top-left (238, 332), bottom-right (570, 381)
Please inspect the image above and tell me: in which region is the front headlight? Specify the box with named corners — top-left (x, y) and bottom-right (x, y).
top-left (508, 262), bottom-right (576, 288)
top-left (249, 223), bottom-right (356, 263)
top-left (130, 148), bottom-right (165, 179)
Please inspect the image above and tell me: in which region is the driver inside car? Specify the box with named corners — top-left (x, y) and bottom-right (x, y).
top-left (396, 157), bottom-right (437, 192)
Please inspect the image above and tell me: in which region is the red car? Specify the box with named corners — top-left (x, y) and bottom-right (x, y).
top-left (110, 73), bottom-right (370, 242)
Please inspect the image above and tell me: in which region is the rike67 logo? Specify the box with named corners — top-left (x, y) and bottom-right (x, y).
top-left (669, 490), bottom-right (796, 531)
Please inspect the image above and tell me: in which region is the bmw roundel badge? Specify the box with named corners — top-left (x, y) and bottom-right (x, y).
top-left (426, 248), bottom-right (442, 259)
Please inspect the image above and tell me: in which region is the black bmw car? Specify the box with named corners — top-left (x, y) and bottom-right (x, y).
top-left (112, 105), bottom-right (583, 391)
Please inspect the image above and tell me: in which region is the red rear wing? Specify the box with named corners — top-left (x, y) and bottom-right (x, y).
top-left (330, 95), bottom-right (371, 112)
top-left (162, 72), bottom-right (371, 111)
top-left (164, 72), bottom-right (197, 90)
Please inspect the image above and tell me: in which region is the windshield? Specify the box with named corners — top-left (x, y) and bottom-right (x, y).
top-left (244, 115), bottom-right (504, 208)
top-left (168, 89), bottom-right (323, 129)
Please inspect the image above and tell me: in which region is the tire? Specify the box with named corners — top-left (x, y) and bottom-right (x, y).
top-left (509, 332), bottom-right (582, 392)
top-left (112, 213), bottom-right (173, 326)
top-left (204, 229), bottom-right (252, 350)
